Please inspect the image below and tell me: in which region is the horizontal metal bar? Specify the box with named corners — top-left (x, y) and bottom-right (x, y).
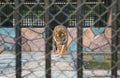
top-left (0, 2), bottom-right (105, 5)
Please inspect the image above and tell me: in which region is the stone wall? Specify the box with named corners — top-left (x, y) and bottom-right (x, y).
top-left (0, 28), bottom-right (15, 51)
top-left (0, 27), bottom-right (112, 53)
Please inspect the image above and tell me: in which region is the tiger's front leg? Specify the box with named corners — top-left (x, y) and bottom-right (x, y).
top-left (60, 43), bottom-right (67, 58)
top-left (52, 38), bottom-right (56, 53)
top-left (56, 43), bottom-right (61, 57)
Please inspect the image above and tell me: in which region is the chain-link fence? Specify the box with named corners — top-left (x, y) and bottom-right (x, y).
top-left (0, 0), bottom-right (120, 78)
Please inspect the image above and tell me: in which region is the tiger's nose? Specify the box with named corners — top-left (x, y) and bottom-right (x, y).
top-left (61, 42), bottom-right (65, 45)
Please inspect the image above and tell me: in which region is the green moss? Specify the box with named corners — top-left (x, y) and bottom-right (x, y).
top-left (85, 61), bottom-right (110, 69)
top-left (84, 54), bottom-right (120, 69)
top-left (118, 55), bottom-right (120, 69)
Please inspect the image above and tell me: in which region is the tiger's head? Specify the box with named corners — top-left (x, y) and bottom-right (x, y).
top-left (54, 27), bottom-right (67, 45)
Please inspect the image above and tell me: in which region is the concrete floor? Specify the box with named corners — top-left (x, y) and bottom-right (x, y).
top-left (0, 52), bottom-right (119, 78)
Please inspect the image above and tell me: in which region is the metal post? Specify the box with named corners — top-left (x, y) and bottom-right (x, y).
top-left (111, 0), bottom-right (118, 78)
top-left (77, 0), bottom-right (83, 78)
top-left (15, 0), bottom-right (22, 78)
top-left (45, 0), bottom-right (51, 78)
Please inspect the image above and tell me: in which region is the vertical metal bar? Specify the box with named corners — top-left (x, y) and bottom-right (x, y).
top-left (15, 0), bottom-right (22, 78)
top-left (111, 0), bottom-right (118, 78)
top-left (45, 0), bottom-right (51, 78)
top-left (77, 0), bottom-right (83, 78)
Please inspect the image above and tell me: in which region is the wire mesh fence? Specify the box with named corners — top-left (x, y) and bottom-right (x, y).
top-left (0, 0), bottom-right (120, 78)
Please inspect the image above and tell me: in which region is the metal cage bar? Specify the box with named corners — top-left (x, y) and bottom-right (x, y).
top-left (15, 0), bottom-right (22, 78)
top-left (77, 0), bottom-right (83, 78)
top-left (111, 0), bottom-right (118, 78)
top-left (45, 0), bottom-right (51, 78)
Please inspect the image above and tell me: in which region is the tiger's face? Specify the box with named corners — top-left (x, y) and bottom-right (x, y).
top-left (54, 29), bottom-right (67, 45)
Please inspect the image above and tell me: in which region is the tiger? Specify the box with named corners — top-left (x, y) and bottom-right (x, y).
top-left (52, 25), bottom-right (68, 58)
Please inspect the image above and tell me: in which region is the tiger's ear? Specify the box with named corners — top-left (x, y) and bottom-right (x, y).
top-left (54, 30), bottom-right (57, 33)
top-left (53, 31), bottom-right (56, 34)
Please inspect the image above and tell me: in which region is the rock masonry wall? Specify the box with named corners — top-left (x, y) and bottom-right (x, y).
top-left (0, 27), bottom-right (112, 53)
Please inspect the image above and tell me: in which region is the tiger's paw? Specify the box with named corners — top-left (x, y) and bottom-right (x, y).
top-left (59, 55), bottom-right (64, 58)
